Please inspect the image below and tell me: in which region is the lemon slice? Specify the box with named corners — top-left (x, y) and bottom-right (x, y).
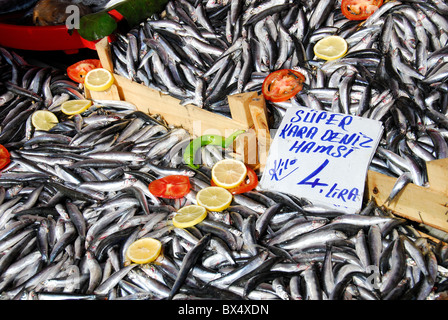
top-left (84, 68), bottom-right (114, 92)
top-left (61, 99), bottom-right (92, 115)
top-left (173, 205), bottom-right (207, 228)
top-left (196, 186), bottom-right (233, 212)
top-left (125, 238), bottom-right (162, 264)
top-left (313, 35), bottom-right (348, 61)
top-left (211, 159), bottom-right (248, 189)
top-left (31, 110), bottom-right (59, 131)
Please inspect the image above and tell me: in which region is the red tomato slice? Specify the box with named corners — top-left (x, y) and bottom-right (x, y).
top-left (67, 59), bottom-right (102, 83)
top-left (211, 165), bottom-right (258, 195)
top-left (0, 144), bottom-right (10, 171)
top-left (341, 0), bottom-right (383, 20)
top-left (148, 175), bottom-right (191, 199)
top-left (262, 69), bottom-right (306, 103)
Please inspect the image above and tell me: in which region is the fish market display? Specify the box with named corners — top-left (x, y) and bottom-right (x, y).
top-left (0, 0), bottom-right (448, 300)
top-left (110, 0), bottom-right (448, 190)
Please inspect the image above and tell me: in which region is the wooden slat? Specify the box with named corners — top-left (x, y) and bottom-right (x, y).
top-left (232, 131), bottom-right (259, 170)
top-left (249, 95), bottom-right (271, 171)
top-left (113, 74), bottom-right (250, 137)
top-left (85, 84), bottom-right (121, 101)
top-left (95, 37), bottom-right (114, 72)
top-left (227, 92), bottom-right (257, 128)
top-left (426, 158), bottom-right (448, 195)
top-left (249, 95), bottom-right (270, 143)
top-left (365, 161), bottom-right (448, 233)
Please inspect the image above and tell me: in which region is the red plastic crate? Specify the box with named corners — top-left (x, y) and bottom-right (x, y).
top-left (0, 22), bottom-right (99, 54)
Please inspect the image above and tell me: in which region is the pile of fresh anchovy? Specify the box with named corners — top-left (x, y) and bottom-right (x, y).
top-left (0, 2), bottom-right (447, 300)
top-left (111, 0), bottom-right (448, 191)
top-left (0, 48), bottom-right (85, 148)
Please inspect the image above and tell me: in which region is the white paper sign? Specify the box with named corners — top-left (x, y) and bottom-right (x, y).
top-left (260, 106), bottom-right (384, 214)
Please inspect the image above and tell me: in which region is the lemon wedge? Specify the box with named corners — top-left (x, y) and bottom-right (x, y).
top-left (173, 205), bottom-right (208, 228)
top-left (196, 186), bottom-right (233, 212)
top-left (313, 35), bottom-right (348, 61)
top-left (61, 99), bottom-right (92, 115)
top-left (31, 110), bottom-right (59, 131)
top-left (211, 159), bottom-right (247, 189)
top-left (125, 238), bottom-right (162, 264)
top-left (84, 68), bottom-right (114, 92)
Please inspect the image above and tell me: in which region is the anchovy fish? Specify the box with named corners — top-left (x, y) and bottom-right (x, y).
top-left (0, 0), bottom-right (447, 301)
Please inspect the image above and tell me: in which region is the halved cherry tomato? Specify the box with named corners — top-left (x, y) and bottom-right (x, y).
top-left (148, 175), bottom-right (191, 199)
top-left (211, 165), bottom-right (258, 195)
top-left (67, 59), bottom-right (102, 83)
top-left (0, 144), bottom-right (10, 171)
top-left (341, 0), bottom-right (383, 20)
top-left (262, 69), bottom-right (306, 103)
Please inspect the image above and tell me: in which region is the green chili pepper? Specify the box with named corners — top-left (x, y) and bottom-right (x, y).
top-left (183, 130), bottom-right (246, 169)
top-left (78, 12), bottom-right (117, 42)
top-left (78, 0), bottom-right (169, 41)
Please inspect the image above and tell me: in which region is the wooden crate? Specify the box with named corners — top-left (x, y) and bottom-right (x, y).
top-left (85, 38), bottom-right (272, 169)
top-left (365, 158), bottom-right (448, 234)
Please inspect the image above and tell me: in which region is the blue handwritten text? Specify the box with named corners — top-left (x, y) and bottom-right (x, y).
top-left (268, 158), bottom-right (299, 181)
top-left (290, 109), bottom-right (353, 131)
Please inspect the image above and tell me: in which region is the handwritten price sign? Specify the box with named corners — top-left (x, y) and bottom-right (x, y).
top-left (260, 106), bottom-right (383, 214)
